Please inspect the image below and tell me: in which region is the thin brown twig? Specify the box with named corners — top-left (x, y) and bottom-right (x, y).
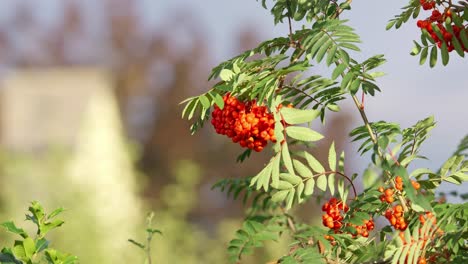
top-left (312, 171), bottom-right (358, 198)
top-left (387, 147), bottom-right (401, 166)
top-left (286, 0), bottom-right (295, 46)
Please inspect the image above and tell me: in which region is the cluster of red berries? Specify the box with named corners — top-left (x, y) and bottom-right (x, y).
top-left (384, 204), bottom-right (407, 231)
top-left (419, 0), bottom-right (435, 10)
top-left (416, 3), bottom-right (467, 52)
top-left (321, 198), bottom-right (374, 238)
top-left (348, 219), bottom-right (375, 238)
top-left (211, 94), bottom-right (276, 152)
top-left (322, 198), bottom-right (348, 231)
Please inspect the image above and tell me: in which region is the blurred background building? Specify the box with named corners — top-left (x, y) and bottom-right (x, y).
top-left (0, 0), bottom-right (466, 263)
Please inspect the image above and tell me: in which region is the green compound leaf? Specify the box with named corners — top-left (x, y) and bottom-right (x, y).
top-left (271, 155), bottom-right (281, 188)
top-left (286, 189), bottom-right (296, 209)
top-left (328, 142), bottom-right (337, 171)
top-left (328, 173), bottom-right (335, 196)
top-left (220, 69), bottom-right (234, 81)
top-left (282, 143), bottom-right (294, 174)
top-left (286, 126), bottom-right (324, 142)
top-left (293, 159), bottom-right (313, 178)
top-left (277, 181), bottom-right (294, 190)
top-left (279, 173), bottom-right (302, 185)
top-left (340, 71), bottom-right (355, 90)
top-left (326, 45), bottom-right (338, 66)
top-left (250, 161), bottom-right (273, 191)
top-left (386, 20), bottom-right (396, 30)
top-left (331, 63), bottom-right (346, 80)
top-left (296, 182), bottom-right (305, 202)
top-left (271, 190), bottom-right (289, 203)
top-left (349, 78), bottom-right (361, 95)
top-left (410, 41), bottom-right (421, 55)
top-left (213, 93), bottom-right (225, 109)
top-left (304, 178), bottom-right (315, 196)
top-left (258, 162), bottom-right (274, 192)
top-left (452, 36), bottom-right (465, 57)
top-left (303, 151), bottom-right (325, 173)
top-left (280, 108), bottom-right (320, 125)
top-left (440, 42), bottom-right (449, 66)
top-left (316, 175), bottom-right (327, 191)
top-left (460, 29), bottom-right (468, 50)
top-left (199, 94), bottom-right (210, 109)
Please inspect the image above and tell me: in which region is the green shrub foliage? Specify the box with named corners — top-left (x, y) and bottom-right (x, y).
top-left (0, 202), bottom-right (78, 264)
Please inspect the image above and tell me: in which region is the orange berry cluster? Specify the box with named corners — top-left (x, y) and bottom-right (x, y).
top-left (385, 204), bottom-right (407, 231)
top-left (348, 219), bottom-right (375, 238)
top-left (321, 198), bottom-right (374, 238)
top-left (322, 198), bottom-right (348, 230)
top-left (379, 176), bottom-right (421, 203)
top-left (211, 94), bottom-right (276, 152)
top-left (394, 176), bottom-right (421, 192)
top-left (416, 6), bottom-right (467, 53)
top-left (379, 187), bottom-right (396, 203)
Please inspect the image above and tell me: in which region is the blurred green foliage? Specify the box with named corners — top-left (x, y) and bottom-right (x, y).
top-left (0, 151), bottom-right (290, 264)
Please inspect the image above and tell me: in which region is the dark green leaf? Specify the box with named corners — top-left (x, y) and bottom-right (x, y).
top-left (419, 47), bottom-right (428, 65)
top-left (441, 42), bottom-right (449, 65)
top-left (331, 64), bottom-right (346, 80)
top-left (429, 46), bottom-right (437, 68)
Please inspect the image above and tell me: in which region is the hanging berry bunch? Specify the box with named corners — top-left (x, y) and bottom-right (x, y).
top-left (416, 5), bottom-right (467, 53)
top-left (321, 197), bottom-right (375, 238)
top-left (211, 94), bottom-right (276, 152)
top-left (378, 176), bottom-right (421, 231)
top-left (387, 0), bottom-right (467, 66)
